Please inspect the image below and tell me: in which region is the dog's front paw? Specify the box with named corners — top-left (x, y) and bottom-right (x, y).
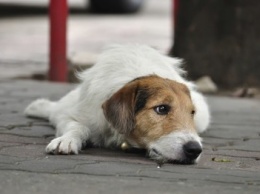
top-left (46, 136), bottom-right (82, 155)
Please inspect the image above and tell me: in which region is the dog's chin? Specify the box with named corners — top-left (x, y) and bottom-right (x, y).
top-left (148, 149), bottom-right (197, 165)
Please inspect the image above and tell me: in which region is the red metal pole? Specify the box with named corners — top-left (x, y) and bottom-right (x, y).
top-left (173, 0), bottom-right (179, 29)
top-left (49, 0), bottom-right (68, 82)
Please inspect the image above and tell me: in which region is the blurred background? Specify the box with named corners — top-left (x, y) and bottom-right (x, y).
top-left (0, 0), bottom-right (172, 80)
top-left (0, 0), bottom-right (259, 97)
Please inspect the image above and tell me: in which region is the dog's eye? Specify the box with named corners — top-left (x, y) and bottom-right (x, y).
top-left (191, 110), bottom-right (196, 116)
top-left (154, 105), bottom-right (171, 115)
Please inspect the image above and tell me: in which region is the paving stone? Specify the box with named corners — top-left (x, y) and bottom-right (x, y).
top-left (0, 133), bottom-right (51, 145)
top-left (0, 170), bottom-right (258, 194)
top-left (1, 125), bottom-right (54, 138)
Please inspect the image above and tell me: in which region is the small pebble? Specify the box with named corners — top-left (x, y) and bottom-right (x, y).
top-left (157, 162), bottom-right (163, 168)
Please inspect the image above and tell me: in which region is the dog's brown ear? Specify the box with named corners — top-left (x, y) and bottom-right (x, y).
top-left (102, 83), bottom-right (137, 134)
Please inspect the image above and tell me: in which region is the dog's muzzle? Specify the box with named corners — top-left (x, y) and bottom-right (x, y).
top-left (149, 142), bottom-right (202, 165)
top-left (148, 132), bottom-right (203, 165)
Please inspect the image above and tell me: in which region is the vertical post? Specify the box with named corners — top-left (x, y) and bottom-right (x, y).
top-left (173, 0), bottom-right (179, 29)
top-left (49, 0), bottom-right (68, 82)
top-left (170, 0), bottom-right (179, 55)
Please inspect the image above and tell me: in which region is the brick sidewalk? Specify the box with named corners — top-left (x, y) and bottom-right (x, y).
top-left (0, 80), bottom-right (259, 194)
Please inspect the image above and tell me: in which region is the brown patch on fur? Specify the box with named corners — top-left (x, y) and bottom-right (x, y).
top-left (103, 75), bottom-right (196, 148)
top-left (102, 81), bottom-right (137, 134)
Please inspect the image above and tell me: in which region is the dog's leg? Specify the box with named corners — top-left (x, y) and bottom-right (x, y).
top-left (190, 91), bottom-right (210, 133)
top-left (25, 88), bottom-right (90, 154)
top-left (45, 120), bottom-right (90, 154)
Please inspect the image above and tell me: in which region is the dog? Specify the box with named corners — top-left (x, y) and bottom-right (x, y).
top-left (25, 44), bottom-right (210, 164)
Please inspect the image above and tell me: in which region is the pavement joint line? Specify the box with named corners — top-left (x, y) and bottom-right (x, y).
top-left (206, 153), bottom-right (260, 160)
top-left (210, 122), bottom-right (260, 126)
top-left (0, 132), bottom-right (54, 139)
top-left (0, 156), bottom-right (37, 164)
top-left (201, 135), bottom-right (242, 140)
top-left (3, 124), bottom-right (31, 130)
top-left (1, 168), bottom-right (257, 186)
top-left (0, 142), bottom-right (46, 148)
top-left (217, 149), bottom-right (260, 153)
top-left (0, 143), bottom-right (25, 151)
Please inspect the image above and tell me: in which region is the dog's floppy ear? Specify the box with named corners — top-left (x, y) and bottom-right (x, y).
top-left (102, 82), bottom-right (138, 134)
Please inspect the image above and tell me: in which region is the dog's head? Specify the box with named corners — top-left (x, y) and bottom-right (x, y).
top-left (102, 75), bottom-right (202, 164)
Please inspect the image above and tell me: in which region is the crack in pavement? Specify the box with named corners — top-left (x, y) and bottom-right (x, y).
top-left (0, 168), bottom-right (259, 186)
top-left (0, 132), bottom-right (54, 139)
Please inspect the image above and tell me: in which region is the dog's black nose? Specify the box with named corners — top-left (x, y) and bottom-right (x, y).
top-left (183, 141), bottom-right (202, 160)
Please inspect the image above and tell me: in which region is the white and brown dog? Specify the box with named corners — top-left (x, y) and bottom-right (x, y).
top-left (25, 44), bottom-right (210, 164)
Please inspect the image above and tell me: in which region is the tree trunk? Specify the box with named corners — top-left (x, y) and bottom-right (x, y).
top-left (170, 0), bottom-right (260, 88)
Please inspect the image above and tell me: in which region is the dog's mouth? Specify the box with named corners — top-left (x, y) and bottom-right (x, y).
top-left (149, 148), bottom-right (197, 165)
top-left (120, 144), bottom-right (199, 166)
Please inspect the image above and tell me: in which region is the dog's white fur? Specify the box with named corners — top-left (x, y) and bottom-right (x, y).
top-left (25, 44), bottom-right (210, 162)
